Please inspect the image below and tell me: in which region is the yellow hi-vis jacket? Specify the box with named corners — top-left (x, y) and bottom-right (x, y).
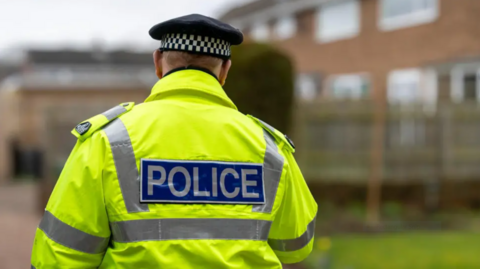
top-left (31, 69), bottom-right (318, 269)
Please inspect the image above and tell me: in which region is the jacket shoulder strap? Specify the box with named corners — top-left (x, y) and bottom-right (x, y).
top-left (71, 102), bottom-right (135, 141)
top-left (247, 115), bottom-right (295, 153)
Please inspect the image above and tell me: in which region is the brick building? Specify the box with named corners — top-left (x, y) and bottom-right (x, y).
top-left (221, 0), bottom-right (480, 105)
top-left (0, 50), bottom-right (157, 183)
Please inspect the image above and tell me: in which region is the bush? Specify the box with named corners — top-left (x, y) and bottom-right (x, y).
top-left (225, 43), bottom-right (295, 134)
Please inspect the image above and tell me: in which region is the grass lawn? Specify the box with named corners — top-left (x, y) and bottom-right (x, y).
top-left (303, 232), bottom-right (480, 269)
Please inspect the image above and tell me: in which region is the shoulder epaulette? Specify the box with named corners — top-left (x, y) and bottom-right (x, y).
top-left (247, 115), bottom-right (295, 153)
top-left (71, 102), bottom-right (135, 141)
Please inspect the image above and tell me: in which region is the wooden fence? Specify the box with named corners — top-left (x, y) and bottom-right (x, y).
top-left (294, 101), bottom-right (480, 184)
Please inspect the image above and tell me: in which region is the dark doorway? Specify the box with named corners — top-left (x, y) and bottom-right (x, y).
top-left (9, 138), bottom-right (44, 180)
top-left (463, 75), bottom-right (477, 101)
top-left (9, 138), bottom-right (21, 178)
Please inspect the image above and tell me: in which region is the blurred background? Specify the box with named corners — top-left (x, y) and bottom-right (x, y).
top-left (1, 0), bottom-right (480, 268)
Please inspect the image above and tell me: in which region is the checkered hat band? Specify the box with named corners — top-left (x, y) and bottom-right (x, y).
top-left (160, 33), bottom-right (231, 57)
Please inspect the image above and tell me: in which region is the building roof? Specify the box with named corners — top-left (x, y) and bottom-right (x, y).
top-left (0, 49), bottom-right (157, 91)
top-left (426, 55), bottom-right (480, 75)
top-left (0, 65), bottom-right (19, 82)
top-left (26, 50), bottom-right (153, 66)
top-left (1, 67), bottom-right (157, 91)
top-left (220, 0), bottom-right (276, 22)
top-left (219, 0), bottom-right (333, 24)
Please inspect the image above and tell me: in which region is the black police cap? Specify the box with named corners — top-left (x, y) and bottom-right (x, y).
top-left (149, 14), bottom-right (243, 59)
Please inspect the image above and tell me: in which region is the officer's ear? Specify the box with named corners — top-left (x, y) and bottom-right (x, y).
top-left (219, 60), bottom-right (232, 86)
top-left (153, 49), bottom-right (163, 79)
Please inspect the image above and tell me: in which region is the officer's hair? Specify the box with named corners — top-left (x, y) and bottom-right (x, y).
top-left (164, 51), bottom-right (224, 72)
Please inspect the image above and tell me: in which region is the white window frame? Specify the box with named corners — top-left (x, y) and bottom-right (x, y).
top-left (315, 0), bottom-right (360, 43)
top-left (296, 73), bottom-right (321, 101)
top-left (423, 68), bottom-right (438, 114)
top-left (387, 68), bottom-right (424, 104)
top-left (250, 22), bottom-right (270, 42)
top-left (274, 15), bottom-right (297, 40)
top-left (379, 0), bottom-right (439, 31)
top-left (388, 69), bottom-right (428, 147)
top-left (326, 73), bottom-right (370, 100)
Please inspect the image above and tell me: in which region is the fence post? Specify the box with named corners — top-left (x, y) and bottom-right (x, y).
top-left (424, 105), bottom-right (443, 213)
top-left (367, 99), bottom-right (386, 225)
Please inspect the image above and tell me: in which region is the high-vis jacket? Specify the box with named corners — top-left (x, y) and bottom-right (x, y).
top-left (31, 68), bottom-right (318, 269)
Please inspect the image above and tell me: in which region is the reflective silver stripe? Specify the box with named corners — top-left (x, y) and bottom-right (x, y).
top-left (102, 105), bottom-right (127, 121)
top-left (252, 130), bottom-right (284, 213)
top-left (111, 218), bottom-right (272, 243)
top-left (38, 210), bottom-right (109, 254)
top-left (104, 119), bottom-right (149, 213)
top-left (268, 215), bottom-right (316, 252)
top-left (257, 118), bottom-right (276, 134)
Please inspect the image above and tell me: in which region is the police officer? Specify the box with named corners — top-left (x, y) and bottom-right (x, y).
top-left (31, 14), bottom-right (317, 268)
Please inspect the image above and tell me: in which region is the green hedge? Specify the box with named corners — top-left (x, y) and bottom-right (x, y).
top-left (225, 43), bottom-right (295, 134)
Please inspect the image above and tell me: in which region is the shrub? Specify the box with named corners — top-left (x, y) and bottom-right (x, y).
top-left (225, 43), bottom-right (295, 134)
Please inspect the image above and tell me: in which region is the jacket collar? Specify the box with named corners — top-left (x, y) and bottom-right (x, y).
top-left (145, 68), bottom-right (237, 110)
top-left (163, 66), bottom-right (218, 80)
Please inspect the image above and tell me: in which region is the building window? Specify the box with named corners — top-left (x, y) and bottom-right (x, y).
top-left (251, 22), bottom-right (269, 42)
top-left (388, 69), bottom-right (422, 104)
top-left (275, 15), bottom-right (297, 40)
top-left (316, 0), bottom-right (360, 43)
top-left (387, 69), bottom-right (428, 148)
top-left (296, 73), bottom-right (321, 100)
top-left (451, 65), bottom-right (480, 102)
top-left (328, 74), bottom-right (370, 100)
top-left (463, 75), bottom-right (477, 101)
top-left (380, 0), bottom-right (439, 31)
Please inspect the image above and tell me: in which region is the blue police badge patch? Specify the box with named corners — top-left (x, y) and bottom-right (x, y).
top-left (140, 159), bottom-right (265, 204)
